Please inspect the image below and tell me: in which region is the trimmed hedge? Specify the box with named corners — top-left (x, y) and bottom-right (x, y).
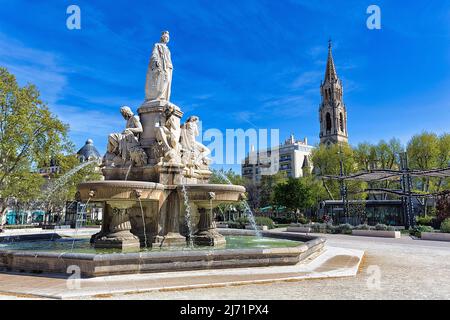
top-left (440, 218), bottom-right (450, 233)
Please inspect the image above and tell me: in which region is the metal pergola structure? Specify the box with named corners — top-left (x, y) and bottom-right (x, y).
top-left (321, 152), bottom-right (450, 228)
top-left (322, 167), bottom-right (450, 182)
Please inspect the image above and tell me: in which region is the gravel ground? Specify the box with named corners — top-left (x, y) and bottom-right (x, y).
top-left (88, 233), bottom-right (450, 300)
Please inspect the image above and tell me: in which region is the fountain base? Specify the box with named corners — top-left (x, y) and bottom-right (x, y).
top-left (94, 230), bottom-right (141, 251)
top-left (194, 229), bottom-right (226, 246)
top-left (153, 232), bottom-right (187, 247)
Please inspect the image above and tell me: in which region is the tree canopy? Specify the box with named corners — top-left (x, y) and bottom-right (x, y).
top-left (311, 143), bottom-right (367, 200)
top-left (0, 67), bottom-right (72, 213)
top-left (0, 67), bottom-right (100, 222)
top-left (272, 176), bottom-right (326, 219)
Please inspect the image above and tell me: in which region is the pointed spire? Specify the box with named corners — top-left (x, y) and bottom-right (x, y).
top-left (324, 39), bottom-right (338, 82)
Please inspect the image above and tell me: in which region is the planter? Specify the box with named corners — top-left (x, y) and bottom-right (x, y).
top-left (216, 223), bottom-right (229, 228)
top-left (421, 232), bottom-right (450, 242)
top-left (352, 230), bottom-right (400, 238)
top-left (245, 225), bottom-right (268, 231)
top-left (286, 226), bottom-right (311, 233)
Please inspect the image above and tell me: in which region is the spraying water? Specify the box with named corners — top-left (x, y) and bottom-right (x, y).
top-left (216, 171), bottom-right (261, 237)
top-left (124, 164), bottom-right (132, 181)
top-left (42, 160), bottom-right (97, 202)
top-left (138, 198), bottom-right (148, 249)
top-left (181, 184), bottom-right (193, 246)
top-left (71, 197), bottom-right (91, 251)
top-left (241, 199), bottom-right (261, 237)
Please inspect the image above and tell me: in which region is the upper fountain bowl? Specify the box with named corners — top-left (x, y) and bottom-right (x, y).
top-left (78, 180), bottom-right (165, 202)
top-left (177, 184), bottom-right (246, 208)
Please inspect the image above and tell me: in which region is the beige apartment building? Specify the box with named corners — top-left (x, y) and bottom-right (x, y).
top-left (241, 134), bottom-right (313, 183)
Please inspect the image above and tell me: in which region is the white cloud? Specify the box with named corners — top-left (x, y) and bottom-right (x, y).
top-left (0, 32), bottom-right (120, 152)
top-left (291, 70), bottom-right (322, 89)
top-left (0, 33), bottom-right (67, 105)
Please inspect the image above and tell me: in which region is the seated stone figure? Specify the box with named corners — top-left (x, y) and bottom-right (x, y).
top-left (154, 105), bottom-right (181, 165)
top-left (104, 106), bottom-right (147, 167)
top-left (180, 116), bottom-right (211, 170)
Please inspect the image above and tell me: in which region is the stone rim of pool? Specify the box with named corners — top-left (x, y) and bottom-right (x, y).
top-left (0, 230), bottom-right (325, 278)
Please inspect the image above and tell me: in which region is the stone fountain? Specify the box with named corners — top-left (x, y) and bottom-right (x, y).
top-left (78, 31), bottom-right (245, 250)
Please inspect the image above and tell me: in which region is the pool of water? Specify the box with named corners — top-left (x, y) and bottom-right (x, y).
top-left (0, 236), bottom-right (302, 254)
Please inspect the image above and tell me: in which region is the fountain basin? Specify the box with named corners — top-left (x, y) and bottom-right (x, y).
top-left (76, 181), bottom-right (247, 249)
top-left (0, 231), bottom-right (325, 277)
top-left (176, 184), bottom-right (246, 208)
top-left (176, 184), bottom-right (246, 246)
top-left (78, 180), bottom-right (165, 202)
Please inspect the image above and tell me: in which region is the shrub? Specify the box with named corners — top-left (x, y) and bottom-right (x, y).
top-left (235, 217), bottom-right (249, 225)
top-left (416, 215), bottom-right (434, 226)
top-left (337, 223), bottom-right (353, 234)
top-left (255, 217), bottom-right (275, 229)
top-left (410, 225), bottom-right (434, 238)
top-left (323, 224), bottom-right (337, 234)
top-left (226, 221), bottom-right (244, 229)
top-left (311, 223), bottom-right (327, 233)
top-left (436, 193), bottom-right (450, 223)
top-left (226, 217), bottom-right (249, 229)
top-left (272, 217), bottom-right (295, 224)
top-left (297, 216), bottom-right (310, 225)
top-left (355, 224), bottom-right (371, 230)
top-left (440, 218), bottom-right (450, 233)
top-left (374, 223), bottom-right (388, 231)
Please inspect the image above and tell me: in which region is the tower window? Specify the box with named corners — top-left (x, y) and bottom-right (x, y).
top-left (326, 113), bottom-right (332, 132)
top-left (339, 113), bottom-right (344, 132)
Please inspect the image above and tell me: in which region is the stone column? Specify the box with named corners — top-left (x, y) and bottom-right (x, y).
top-left (194, 206), bottom-right (226, 247)
top-left (153, 190), bottom-right (186, 247)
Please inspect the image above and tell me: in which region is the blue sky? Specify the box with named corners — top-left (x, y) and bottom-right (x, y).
top-left (0, 0), bottom-right (449, 171)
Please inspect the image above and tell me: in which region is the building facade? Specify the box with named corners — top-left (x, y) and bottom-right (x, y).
top-left (242, 134), bottom-right (313, 183)
top-left (319, 41), bottom-right (348, 145)
top-left (76, 139), bottom-right (102, 164)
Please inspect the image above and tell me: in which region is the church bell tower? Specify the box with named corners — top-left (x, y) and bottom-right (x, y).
top-left (319, 41), bottom-right (348, 146)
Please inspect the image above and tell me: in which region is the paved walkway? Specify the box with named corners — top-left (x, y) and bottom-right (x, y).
top-left (89, 232), bottom-right (450, 300)
top-left (0, 245), bottom-right (363, 299)
top-left (0, 230), bottom-right (449, 299)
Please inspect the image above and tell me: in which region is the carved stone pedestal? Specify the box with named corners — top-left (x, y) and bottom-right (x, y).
top-left (194, 208), bottom-right (226, 247)
top-left (153, 232), bottom-right (187, 248)
top-left (152, 190), bottom-right (187, 248)
top-left (94, 205), bottom-right (140, 251)
top-left (156, 163), bottom-right (185, 185)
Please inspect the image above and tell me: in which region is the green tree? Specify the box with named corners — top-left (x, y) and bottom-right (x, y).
top-left (354, 142), bottom-right (377, 171)
top-left (0, 67), bottom-right (71, 224)
top-left (272, 177), bottom-right (326, 221)
top-left (407, 132), bottom-right (449, 214)
top-left (244, 179), bottom-right (260, 211)
top-left (311, 143), bottom-right (366, 200)
top-left (259, 171), bottom-right (287, 208)
top-left (407, 132), bottom-right (440, 173)
top-left (436, 133), bottom-right (450, 192)
top-left (354, 138), bottom-right (403, 200)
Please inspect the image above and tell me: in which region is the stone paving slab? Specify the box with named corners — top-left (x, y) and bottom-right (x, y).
top-left (0, 246), bottom-right (363, 299)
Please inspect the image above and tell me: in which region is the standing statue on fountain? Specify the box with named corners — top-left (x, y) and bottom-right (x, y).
top-left (145, 31), bottom-right (173, 101)
top-left (104, 106), bottom-right (147, 167)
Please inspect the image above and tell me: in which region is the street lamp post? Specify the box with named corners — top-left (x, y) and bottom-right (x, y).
top-left (400, 152), bottom-right (414, 229)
